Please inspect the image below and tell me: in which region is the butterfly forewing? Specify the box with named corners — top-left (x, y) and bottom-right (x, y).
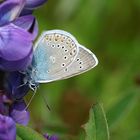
top-left (32, 30), bottom-right (79, 82)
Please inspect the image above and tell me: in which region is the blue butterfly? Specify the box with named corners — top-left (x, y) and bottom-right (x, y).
top-left (25, 30), bottom-right (98, 90)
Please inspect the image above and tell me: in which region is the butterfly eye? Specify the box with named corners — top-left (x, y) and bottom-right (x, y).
top-left (79, 61), bottom-right (83, 64)
top-left (65, 49), bottom-right (68, 52)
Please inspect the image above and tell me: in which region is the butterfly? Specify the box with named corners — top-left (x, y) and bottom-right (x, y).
top-left (25, 30), bottom-right (98, 90)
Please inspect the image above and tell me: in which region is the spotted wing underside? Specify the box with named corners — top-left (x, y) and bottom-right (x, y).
top-left (32, 30), bottom-right (79, 82)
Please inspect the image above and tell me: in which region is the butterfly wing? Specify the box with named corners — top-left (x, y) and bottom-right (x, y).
top-left (32, 30), bottom-right (98, 83)
top-left (32, 30), bottom-right (79, 82)
top-left (46, 45), bottom-right (98, 80)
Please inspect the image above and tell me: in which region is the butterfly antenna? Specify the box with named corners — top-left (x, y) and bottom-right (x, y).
top-left (40, 92), bottom-right (51, 111)
top-left (24, 90), bottom-right (36, 110)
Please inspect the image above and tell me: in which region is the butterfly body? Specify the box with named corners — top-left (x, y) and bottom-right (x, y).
top-left (25, 30), bottom-right (98, 90)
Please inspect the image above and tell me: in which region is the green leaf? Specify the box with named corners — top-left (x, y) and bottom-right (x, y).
top-left (83, 103), bottom-right (109, 140)
top-left (16, 135), bottom-right (23, 140)
top-left (128, 133), bottom-right (140, 140)
top-left (106, 89), bottom-right (138, 129)
top-left (16, 124), bottom-right (45, 140)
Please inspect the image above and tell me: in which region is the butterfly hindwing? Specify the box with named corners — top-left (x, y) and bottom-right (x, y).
top-left (50, 45), bottom-right (98, 80)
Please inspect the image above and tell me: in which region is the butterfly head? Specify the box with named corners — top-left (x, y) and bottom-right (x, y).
top-left (24, 66), bottom-right (39, 91)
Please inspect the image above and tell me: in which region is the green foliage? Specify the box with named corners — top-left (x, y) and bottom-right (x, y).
top-left (83, 104), bottom-right (109, 140)
top-left (28, 0), bottom-right (140, 139)
top-left (106, 89), bottom-right (138, 129)
top-left (16, 124), bottom-right (45, 140)
top-left (128, 133), bottom-right (140, 140)
top-left (16, 135), bottom-right (22, 140)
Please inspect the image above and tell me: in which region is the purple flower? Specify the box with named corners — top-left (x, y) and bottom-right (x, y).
top-left (0, 24), bottom-right (33, 71)
top-left (49, 135), bottom-right (59, 140)
top-left (44, 133), bottom-right (50, 139)
top-left (0, 92), bottom-right (6, 115)
top-left (21, 0), bottom-right (48, 16)
top-left (0, 0), bottom-right (38, 71)
top-left (0, 91), bottom-right (12, 115)
top-left (5, 72), bottom-right (29, 100)
top-left (0, 0), bottom-right (49, 139)
top-left (0, 114), bottom-right (16, 140)
top-left (0, 0), bottom-right (25, 26)
top-left (13, 15), bottom-right (38, 40)
top-left (25, 0), bottom-right (48, 9)
top-left (0, 91), bottom-right (8, 115)
top-left (10, 100), bottom-right (29, 126)
top-left (44, 134), bottom-right (59, 140)
top-left (20, 8), bottom-right (33, 16)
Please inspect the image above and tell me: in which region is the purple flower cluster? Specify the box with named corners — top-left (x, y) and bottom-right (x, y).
top-left (44, 133), bottom-right (59, 140)
top-left (0, 0), bottom-right (58, 140)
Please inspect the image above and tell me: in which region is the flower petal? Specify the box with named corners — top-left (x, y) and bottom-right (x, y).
top-left (20, 8), bottom-right (33, 16)
top-left (0, 50), bottom-right (33, 71)
top-left (0, 24), bottom-right (33, 71)
top-left (0, 94), bottom-right (6, 114)
top-left (5, 72), bottom-right (29, 100)
top-left (0, 0), bottom-right (25, 26)
top-left (0, 114), bottom-right (16, 140)
top-left (10, 100), bottom-right (30, 126)
top-left (44, 134), bottom-right (59, 140)
top-left (13, 15), bottom-right (38, 40)
top-left (0, 24), bottom-right (33, 60)
top-left (49, 135), bottom-right (59, 140)
top-left (25, 0), bottom-right (48, 9)
top-left (44, 134), bottom-right (49, 139)
top-left (10, 109), bottom-right (30, 126)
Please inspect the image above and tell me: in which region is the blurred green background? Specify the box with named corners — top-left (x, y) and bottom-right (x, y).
top-left (27, 0), bottom-right (140, 139)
